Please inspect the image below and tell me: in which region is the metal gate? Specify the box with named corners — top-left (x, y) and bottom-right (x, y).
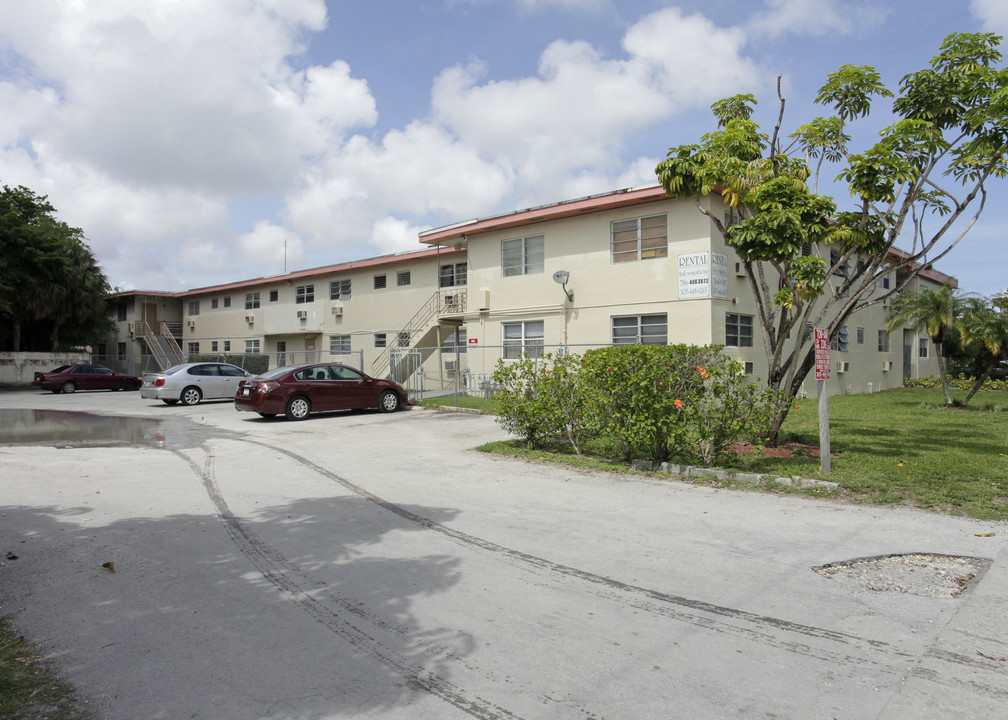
top-left (390, 348), bottom-right (424, 398)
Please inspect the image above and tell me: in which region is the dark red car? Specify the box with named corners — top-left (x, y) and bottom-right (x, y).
top-left (32, 364), bottom-right (143, 394)
top-left (234, 362), bottom-right (411, 420)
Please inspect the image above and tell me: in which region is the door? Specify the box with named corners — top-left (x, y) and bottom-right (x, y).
top-left (217, 364), bottom-right (248, 398)
top-left (187, 364), bottom-right (226, 398)
top-left (276, 341), bottom-right (287, 368)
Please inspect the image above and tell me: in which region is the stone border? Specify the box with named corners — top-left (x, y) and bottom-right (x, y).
top-left (631, 458), bottom-right (839, 490)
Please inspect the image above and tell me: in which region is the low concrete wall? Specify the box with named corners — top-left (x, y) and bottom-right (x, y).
top-left (0, 352), bottom-right (89, 386)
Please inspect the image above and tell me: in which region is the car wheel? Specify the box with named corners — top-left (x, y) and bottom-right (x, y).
top-left (284, 395), bottom-right (311, 420)
top-left (258, 413), bottom-right (276, 419)
top-left (162, 399), bottom-right (179, 405)
top-left (379, 390), bottom-right (400, 413)
top-left (180, 386), bottom-right (203, 406)
top-left (60, 381), bottom-right (76, 394)
top-left (120, 379), bottom-right (138, 391)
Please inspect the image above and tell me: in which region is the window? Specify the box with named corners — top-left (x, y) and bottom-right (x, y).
top-left (502, 320), bottom-right (544, 359)
top-left (878, 273), bottom-right (891, 290)
top-left (725, 313), bottom-right (754, 347)
top-left (374, 274), bottom-right (387, 290)
top-left (223, 296), bottom-right (231, 308)
top-left (245, 340), bottom-right (260, 353)
top-left (397, 271), bottom-right (411, 286)
top-left (188, 342), bottom-right (199, 355)
top-left (296, 285), bottom-right (314, 304)
top-left (223, 341), bottom-right (231, 352)
top-left (245, 292), bottom-right (260, 310)
top-left (269, 290), bottom-right (278, 302)
top-left (330, 335), bottom-right (351, 354)
top-left (830, 249), bottom-right (848, 277)
top-left (744, 361), bottom-right (754, 375)
top-left (211, 341), bottom-right (218, 352)
top-left (211, 298), bottom-right (219, 309)
top-left (857, 327), bottom-right (865, 344)
top-left (878, 330), bottom-right (890, 352)
top-left (440, 263), bottom-right (467, 287)
top-left (398, 331), bottom-right (410, 347)
top-left (919, 338), bottom-right (929, 358)
top-left (117, 302), bottom-right (128, 322)
top-left (612, 315), bottom-right (668, 345)
top-left (502, 235), bottom-right (545, 276)
top-left (330, 279), bottom-right (350, 300)
top-left (441, 328), bottom-right (467, 354)
top-left (117, 342), bottom-right (126, 360)
top-left (374, 333), bottom-right (387, 348)
top-left (831, 326), bottom-right (849, 352)
top-left (188, 300), bottom-right (200, 316)
top-left (611, 214), bottom-right (667, 263)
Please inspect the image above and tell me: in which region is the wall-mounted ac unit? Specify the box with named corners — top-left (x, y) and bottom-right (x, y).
top-left (331, 306), bottom-right (343, 316)
top-left (296, 310), bottom-right (307, 319)
top-left (186, 320), bottom-right (195, 327)
top-left (882, 360), bottom-right (893, 371)
top-left (244, 315), bottom-right (254, 323)
top-left (444, 295), bottom-right (456, 306)
top-left (734, 262), bottom-right (746, 278)
top-left (836, 361), bottom-right (850, 373)
top-left (128, 322), bottom-right (135, 334)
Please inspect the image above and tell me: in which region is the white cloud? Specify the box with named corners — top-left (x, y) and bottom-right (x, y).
top-left (746, 0), bottom-right (886, 38)
top-left (238, 221), bottom-right (305, 274)
top-left (370, 217), bottom-right (425, 255)
top-left (971, 0), bottom-right (1008, 34)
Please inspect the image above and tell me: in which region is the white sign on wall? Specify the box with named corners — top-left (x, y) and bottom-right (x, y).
top-left (678, 251), bottom-right (729, 300)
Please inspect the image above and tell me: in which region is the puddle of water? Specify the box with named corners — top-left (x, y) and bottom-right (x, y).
top-left (0, 409), bottom-right (176, 449)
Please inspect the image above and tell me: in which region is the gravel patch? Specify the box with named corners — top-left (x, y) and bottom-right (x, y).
top-left (815, 553), bottom-right (992, 598)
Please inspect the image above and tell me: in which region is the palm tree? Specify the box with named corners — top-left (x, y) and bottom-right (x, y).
top-left (886, 284), bottom-right (963, 407)
top-left (958, 295), bottom-right (1008, 406)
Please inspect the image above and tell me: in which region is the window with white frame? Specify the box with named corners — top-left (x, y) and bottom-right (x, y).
top-left (502, 320), bottom-right (544, 359)
top-left (611, 315), bottom-right (668, 345)
top-left (245, 340), bottom-right (260, 353)
top-left (330, 279), bottom-right (350, 300)
top-left (269, 290), bottom-right (278, 302)
top-left (919, 338), bottom-right (929, 357)
top-left (245, 292), bottom-right (260, 309)
top-left (878, 330), bottom-right (890, 352)
top-left (857, 327), bottom-right (865, 344)
top-left (211, 341), bottom-right (218, 352)
top-left (187, 300), bottom-right (200, 316)
top-left (611, 214), bottom-right (667, 263)
top-left (440, 262), bottom-right (467, 287)
top-left (223, 340), bottom-right (231, 352)
top-left (441, 328), bottom-right (467, 354)
top-left (188, 342), bottom-right (199, 355)
top-left (330, 335), bottom-right (351, 354)
top-left (502, 235), bottom-right (545, 276)
top-left (725, 313), bottom-right (754, 347)
top-left (374, 333), bottom-right (386, 348)
top-left (295, 285), bottom-right (314, 304)
top-left (397, 270), bottom-right (411, 286)
top-left (223, 296), bottom-right (231, 308)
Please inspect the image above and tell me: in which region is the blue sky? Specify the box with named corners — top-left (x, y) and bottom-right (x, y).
top-left (1, 0), bottom-right (1006, 296)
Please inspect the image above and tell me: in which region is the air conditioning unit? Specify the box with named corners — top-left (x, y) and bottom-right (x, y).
top-left (128, 322), bottom-right (135, 334)
top-left (444, 295), bottom-right (456, 306)
top-left (734, 262), bottom-right (746, 278)
top-left (331, 306), bottom-right (343, 316)
top-left (836, 361), bottom-right (850, 373)
top-left (296, 310), bottom-right (307, 319)
top-left (244, 315), bottom-right (254, 323)
top-left (882, 360), bottom-right (893, 371)
top-left (186, 320), bottom-right (195, 328)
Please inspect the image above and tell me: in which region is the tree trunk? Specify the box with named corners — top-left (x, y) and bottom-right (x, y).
top-left (963, 365), bottom-right (995, 407)
top-left (936, 349), bottom-right (953, 407)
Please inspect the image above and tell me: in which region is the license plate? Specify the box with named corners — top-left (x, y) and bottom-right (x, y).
top-left (243, 388), bottom-right (250, 396)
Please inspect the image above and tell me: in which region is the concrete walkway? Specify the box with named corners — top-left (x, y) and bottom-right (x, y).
top-left (1, 389), bottom-right (1006, 719)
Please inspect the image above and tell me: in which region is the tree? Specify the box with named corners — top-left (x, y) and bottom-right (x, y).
top-left (655, 32), bottom-right (1008, 442)
top-left (957, 293), bottom-right (1008, 405)
top-left (885, 284), bottom-right (964, 406)
top-left (0, 184), bottom-right (113, 351)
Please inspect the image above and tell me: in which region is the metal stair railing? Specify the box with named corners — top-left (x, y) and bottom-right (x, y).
top-left (159, 322), bottom-right (185, 364)
top-left (371, 289), bottom-right (466, 377)
top-left (135, 320), bottom-right (169, 370)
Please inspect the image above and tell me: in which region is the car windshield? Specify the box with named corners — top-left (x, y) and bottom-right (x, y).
top-left (50, 366), bottom-right (70, 373)
top-left (161, 366), bottom-right (185, 375)
top-left (258, 365), bottom-right (303, 380)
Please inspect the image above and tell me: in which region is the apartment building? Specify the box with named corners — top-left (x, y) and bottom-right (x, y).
top-left (106, 185), bottom-right (951, 396)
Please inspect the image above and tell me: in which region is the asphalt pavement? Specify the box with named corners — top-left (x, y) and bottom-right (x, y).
top-left (1, 389), bottom-right (1006, 719)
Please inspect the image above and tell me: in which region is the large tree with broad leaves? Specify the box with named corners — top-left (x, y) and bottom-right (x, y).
top-left (655, 32), bottom-right (1008, 442)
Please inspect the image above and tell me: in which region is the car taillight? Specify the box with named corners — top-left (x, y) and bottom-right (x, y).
top-left (154, 379), bottom-right (166, 387)
top-left (259, 382), bottom-right (280, 393)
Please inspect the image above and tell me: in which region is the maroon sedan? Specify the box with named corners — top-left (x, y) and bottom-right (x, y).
top-left (234, 362), bottom-right (410, 420)
top-left (32, 364), bottom-right (143, 394)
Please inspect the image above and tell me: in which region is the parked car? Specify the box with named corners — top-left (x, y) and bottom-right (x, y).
top-left (234, 362), bottom-right (410, 420)
top-left (142, 362), bottom-right (254, 406)
top-left (32, 364), bottom-right (142, 394)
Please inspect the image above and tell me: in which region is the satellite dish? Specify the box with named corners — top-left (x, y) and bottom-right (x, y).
top-left (552, 270), bottom-right (570, 285)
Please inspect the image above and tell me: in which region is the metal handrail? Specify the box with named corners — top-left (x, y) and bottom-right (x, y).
top-left (371, 289), bottom-right (467, 376)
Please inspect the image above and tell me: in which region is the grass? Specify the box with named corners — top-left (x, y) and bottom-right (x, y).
top-left (0, 617), bottom-right (94, 719)
top-left (433, 387), bottom-right (1008, 521)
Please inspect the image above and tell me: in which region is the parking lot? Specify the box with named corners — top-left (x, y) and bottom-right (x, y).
top-left (2, 388), bottom-right (1007, 719)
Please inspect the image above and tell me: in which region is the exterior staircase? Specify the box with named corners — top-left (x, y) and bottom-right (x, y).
top-left (135, 320), bottom-right (186, 371)
top-left (371, 289), bottom-right (466, 379)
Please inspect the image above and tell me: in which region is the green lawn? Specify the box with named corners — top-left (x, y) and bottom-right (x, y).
top-left (427, 388), bottom-right (1008, 521)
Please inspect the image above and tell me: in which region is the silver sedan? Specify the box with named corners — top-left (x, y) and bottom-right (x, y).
top-left (141, 362), bottom-right (253, 406)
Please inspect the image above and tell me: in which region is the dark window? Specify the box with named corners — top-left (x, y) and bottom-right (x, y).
top-left (269, 290), bottom-right (279, 302)
top-left (440, 263), bottom-right (467, 288)
top-left (296, 285), bottom-right (314, 304)
top-left (726, 313), bottom-right (753, 347)
top-left (611, 315), bottom-right (668, 345)
top-left (374, 275), bottom-right (387, 290)
top-left (245, 292), bottom-right (260, 309)
top-left (330, 279), bottom-right (351, 300)
top-left (397, 271), bottom-right (411, 286)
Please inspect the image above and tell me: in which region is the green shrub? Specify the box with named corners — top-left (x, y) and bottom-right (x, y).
top-left (190, 353), bottom-right (271, 375)
top-left (904, 373), bottom-right (1008, 392)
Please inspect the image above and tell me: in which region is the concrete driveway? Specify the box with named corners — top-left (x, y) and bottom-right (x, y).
top-left (1, 389), bottom-right (1006, 719)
